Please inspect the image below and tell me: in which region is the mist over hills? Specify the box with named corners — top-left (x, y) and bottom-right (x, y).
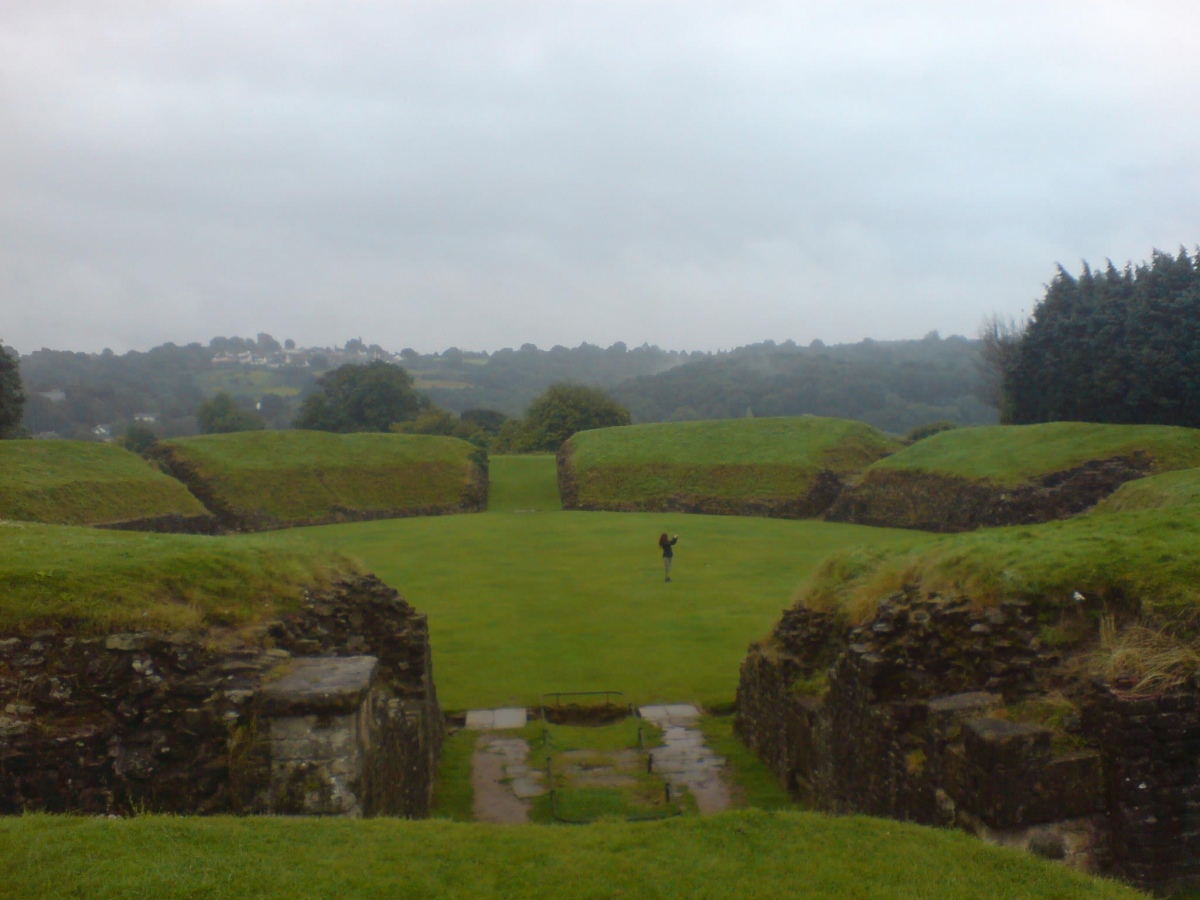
top-left (14, 332), bottom-right (993, 441)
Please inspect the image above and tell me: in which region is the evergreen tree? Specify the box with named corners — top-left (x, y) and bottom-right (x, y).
top-left (1005, 248), bottom-right (1200, 426)
top-left (0, 342), bottom-right (25, 438)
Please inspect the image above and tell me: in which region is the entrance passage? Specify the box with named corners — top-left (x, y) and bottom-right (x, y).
top-left (463, 703), bottom-right (732, 824)
top-left (486, 455), bottom-right (563, 513)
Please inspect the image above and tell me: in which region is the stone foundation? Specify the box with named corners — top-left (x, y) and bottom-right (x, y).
top-left (0, 574), bottom-right (441, 818)
top-left (825, 454), bottom-right (1152, 532)
top-left (736, 589), bottom-right (1200, 894)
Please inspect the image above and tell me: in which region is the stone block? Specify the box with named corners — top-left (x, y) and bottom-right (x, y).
top-left (257, 656), bottom-right (378, 716)
top-left (963, 717), bottom-right (1051, 770)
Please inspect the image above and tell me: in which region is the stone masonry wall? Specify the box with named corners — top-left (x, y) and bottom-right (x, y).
top-left (739, 590), bottom-right (1200, 893)
top-left (0, 574), bottom-right (441, 818)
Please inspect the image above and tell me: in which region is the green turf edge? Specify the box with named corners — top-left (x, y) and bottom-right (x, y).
top-left (871, 422), bottom-right (1200, 485)
top-left (699, 714), bottom-right (795, 811)
top-left (430, 728), bottom-right (477, 822)
top-left (0, 440), bottom-right (209, 525)
top-left (0, 811), bottom-right (1145, 899)
top-left (0, 521), bottom-right (352, 635)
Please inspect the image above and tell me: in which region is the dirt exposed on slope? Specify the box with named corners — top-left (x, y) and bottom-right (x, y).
top-left (824, 453), bottom-right (1153, 532)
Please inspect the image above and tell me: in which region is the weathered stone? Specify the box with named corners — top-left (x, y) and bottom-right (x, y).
top-left (1, 574), bottom-right (441, 819)
top-left (257, 657), bottom-right (378, 717)
top-left (105, 634), bottom-right (151, 652)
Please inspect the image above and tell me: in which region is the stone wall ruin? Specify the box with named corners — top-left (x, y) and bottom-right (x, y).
top-left (0, 574), bottom-right (441, 818)
top-left (736, 589), bottom-right (1200, 896)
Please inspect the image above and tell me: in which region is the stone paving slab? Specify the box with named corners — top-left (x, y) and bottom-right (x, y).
top-left (640, 703), bottom-right (731, 815)
top-left (639, 704), bottom-right (700, 722)
top-left (465, 707), bottom-right (528, 730)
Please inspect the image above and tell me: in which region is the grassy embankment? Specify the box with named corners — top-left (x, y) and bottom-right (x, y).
top-left (802, 464), bottom-right (1200, 632)
top-left (872, 421), bottom-right (1200, 483)
top-left (0, 440), bottom-right (209, 526)
top-left (0, 520), bottom-right (350, 635)
top-left (154, 430), bottom-right (486, 529)
top-left (561, 416), bottom-right (898, 512)
top-left (0, 811), bottom-right (1143, 899)
top-left (269, 455), bottom-right (928, 709)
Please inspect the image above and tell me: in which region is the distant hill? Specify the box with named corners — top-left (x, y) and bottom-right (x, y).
top-left (14, 333), bottom-right (995, 439)
top-left (611, 335), bottom-right (995, 434)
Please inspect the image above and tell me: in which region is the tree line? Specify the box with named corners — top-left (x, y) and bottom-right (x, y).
top-left (990, 247), bottom-right (1200, 428)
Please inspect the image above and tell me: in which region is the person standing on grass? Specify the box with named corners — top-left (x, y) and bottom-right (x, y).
top-left (659, 532), bottom-right (679, 582)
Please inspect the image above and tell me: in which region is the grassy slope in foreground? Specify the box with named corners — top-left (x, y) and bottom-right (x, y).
top-left (803, 466), bottom-right (1200, 626)
top-left (0, 520), bottom-right (348, 635)
top-left (872, 421), bottom-right (1200, 484)
top-left (157, 430), bottom-right (485, 528)
top-left (564, 416), bottom-right (899, 510)
top-left (0, 440), bottom-right (209, 526)
top-left (0, 811), bottom-right (1141, 900)
top-left (269, 456), bottom-right (926, 709)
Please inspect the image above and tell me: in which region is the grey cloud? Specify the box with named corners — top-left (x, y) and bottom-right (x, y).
top-left (2, 1), bottom-right (1199, 353)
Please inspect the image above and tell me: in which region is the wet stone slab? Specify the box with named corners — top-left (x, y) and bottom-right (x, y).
top-left (465, 707), bottom-right (528, 730)
top-left (640, 704), bottom-right (731, 815)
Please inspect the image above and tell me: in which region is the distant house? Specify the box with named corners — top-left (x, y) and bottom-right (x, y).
top-left (38, 389), bottom-right (66, 404)
top-left (133, 413), bottom-right (157, 424)
top-left (91, 425), bottom-right (113, 441)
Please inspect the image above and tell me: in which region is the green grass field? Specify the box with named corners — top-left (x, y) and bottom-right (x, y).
top-left (0, 440), bottom-right (209, 526)
top-left (0, 452), bottom-right (1162, 898)
top-left (264, 456), bottom-right (926, 709)
top-left (0, 811), bottom-right (1142, 899)
top-left (157, 430), bottom-right (485, 527)
top-left (802, 463), bottom-right (1200, 626)
top-left (563, 416), bottom-right (898, 508)
top-left (872, 422), bottom-right (1200, 484)
top-left (0, 520), bottom-right (348, 634)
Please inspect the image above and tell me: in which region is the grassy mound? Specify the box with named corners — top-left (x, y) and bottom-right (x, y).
top-left (268, 456), bottom-right (925, 709)
top-left (559, 417), bottom-right (899, 517)
top-left (0, 440), bottom-right (212, 529)
top-left (1093, 465), bottom-right (1200, 515)
top-left (0, 811), bottom-right (1139, 899)
top-left (827, 422), bottom-right (1200, 531)
top-left (802, 470), bottom-right (1200, 628)
top-left (0, 520), bottom-right (349, 635)
top-left (152, 430), bottom-right (488, 531)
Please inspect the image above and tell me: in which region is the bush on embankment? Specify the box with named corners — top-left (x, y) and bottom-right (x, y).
top-left (150, 430), bottom-right (488, 531)
top-left (826, 421), bottom-right (1200, 531)
top-left (0, 440), bottom-right (214, 531)
top-left (558, 416), bottom-right (899, 517)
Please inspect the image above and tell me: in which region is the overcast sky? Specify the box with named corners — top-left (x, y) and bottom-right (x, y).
top-left (2, 1), bottom-right (1198, 355)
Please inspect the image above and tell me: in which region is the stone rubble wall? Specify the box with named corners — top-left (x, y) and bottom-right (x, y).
top-left (825, 454), bottom-right (1152, 532)
top-left (735, 590), bottom-right (1200, 892)
top-left (0, 574), bottom-right (441, 818)
top-left (94, 513), bottom-right (221, 535)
